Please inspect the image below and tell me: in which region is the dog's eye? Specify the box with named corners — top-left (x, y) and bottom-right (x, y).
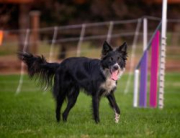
top-left (117, 57), bottom-right (120, 61)
top-left (110, 57), bottom-right (113, 61)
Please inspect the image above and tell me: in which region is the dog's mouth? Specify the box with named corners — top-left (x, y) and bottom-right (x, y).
top-left (110, 69), bottom-right (119, 81)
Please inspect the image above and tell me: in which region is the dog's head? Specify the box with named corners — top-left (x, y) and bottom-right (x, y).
top-left (100, 41), bottom-right (127, 81)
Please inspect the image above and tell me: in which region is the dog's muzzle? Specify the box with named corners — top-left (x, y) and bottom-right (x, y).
top-left (110, 63), bottom-right (120, 81)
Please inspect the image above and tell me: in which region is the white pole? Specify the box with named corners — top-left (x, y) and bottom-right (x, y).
top-left (16, 29), bottom-right (30, 95)
top-left (159, 0), bottom-right (167, 109)
top-left (77, 24), bottom-right (86, 57)
top-left (124, 18), bottom-right (142, 94)
top-left (143, 18), bottom-right (148, 51)
top-left (106, 21), bottom-right (114, 43)
top-left (49, 26), bottom-right (58, 62)
top-left (133, 69), bottom-right (139, 107)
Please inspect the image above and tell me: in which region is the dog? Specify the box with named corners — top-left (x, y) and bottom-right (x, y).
top-left (18, 41), bottom-right (127, 123)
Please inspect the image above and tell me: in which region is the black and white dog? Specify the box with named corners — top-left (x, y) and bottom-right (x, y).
top-left (18, 41), bottom-right (127, 123)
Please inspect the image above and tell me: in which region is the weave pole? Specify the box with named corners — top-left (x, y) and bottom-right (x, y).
top-left (150, 31), bottom-right (160, 108)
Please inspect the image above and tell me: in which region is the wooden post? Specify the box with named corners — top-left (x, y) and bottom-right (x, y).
top-left (30, 11), bottom-right (40, 54)
top-left (18, 4), bottom-right (30, 51)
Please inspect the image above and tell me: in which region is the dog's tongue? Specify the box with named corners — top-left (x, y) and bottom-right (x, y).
top-left (111, 70), bottom-right (119, 81)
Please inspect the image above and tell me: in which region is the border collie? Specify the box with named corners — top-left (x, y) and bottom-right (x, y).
top-left (18, 41), bottom-right (127, 123)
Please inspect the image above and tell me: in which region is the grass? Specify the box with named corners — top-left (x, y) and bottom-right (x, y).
top-left (0, 73), bottom-right (180, 138)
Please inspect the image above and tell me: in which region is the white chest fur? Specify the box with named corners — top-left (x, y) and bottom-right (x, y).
top-left (100, 78), bottom-right (116, 95)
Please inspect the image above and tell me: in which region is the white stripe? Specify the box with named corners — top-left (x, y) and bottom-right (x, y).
top-left (15, 29), bottom-right (30, 95)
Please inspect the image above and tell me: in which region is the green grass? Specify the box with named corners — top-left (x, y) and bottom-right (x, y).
top-left (0, 73), bottom-right (180, 138)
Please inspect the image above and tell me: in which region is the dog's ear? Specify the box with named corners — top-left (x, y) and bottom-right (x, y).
top-left (101, 41), bottom-right (113, 58)
top-left (117, 42), bottom-right (127, 53)
top-left (116, 42), bottom-right (127, 59)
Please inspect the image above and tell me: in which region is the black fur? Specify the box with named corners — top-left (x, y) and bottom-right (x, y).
top-left (18, 41), bottom-right (127, 123)
top-left (18, 53), bottom-right (59, 88)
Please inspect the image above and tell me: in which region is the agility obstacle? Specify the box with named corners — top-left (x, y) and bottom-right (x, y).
top-left (133, 23), bottom-right (161, 108)
top-left (133, 26), bottom-right (160, 108)
top-left (133, 0), bottom-right (167, 109)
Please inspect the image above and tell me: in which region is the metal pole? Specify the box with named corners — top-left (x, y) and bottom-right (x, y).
top-left (106, 21), bottom-right (114, 43)
top-left (124, 18), bottom-right (142, 94)
top-left (133, 69), bottom-right (139, 107)
top-left (16, 29), bottom-right (30, 95)
top-left (143, 18), bottom-right (148, 51)
top-left (159, 0), bottom-right (167, 109)
top-left (77, 24), bottom-right (86, 57)
top-left (49, 26), bottom-right (58, 62)
top-left (139, 17), bottom-right (148, 107)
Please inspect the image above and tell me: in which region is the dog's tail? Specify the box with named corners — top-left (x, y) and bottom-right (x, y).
top-left (18, 52), bottom-right (59, 89)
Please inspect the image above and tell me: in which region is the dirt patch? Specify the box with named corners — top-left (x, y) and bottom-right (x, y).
top-left (0, 60), bottom-right (21, 74)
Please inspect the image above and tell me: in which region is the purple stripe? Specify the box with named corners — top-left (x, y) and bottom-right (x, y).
top-left (150, 31), bottom-right (160, 108)
top-left (139, 50), bottom-right (148, 107)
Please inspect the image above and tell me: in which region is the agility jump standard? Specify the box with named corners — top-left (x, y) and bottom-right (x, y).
top-left (133, 0), bottom-right (167, 108)
top-left (133, 24), bottom-right (161, 108)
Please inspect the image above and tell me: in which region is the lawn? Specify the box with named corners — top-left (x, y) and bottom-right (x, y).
top-left (0, 73), bottom-right (180, 138)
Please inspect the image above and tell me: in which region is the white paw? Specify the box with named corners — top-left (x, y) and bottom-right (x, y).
top-left (115, 113), bottom-right (120, 123)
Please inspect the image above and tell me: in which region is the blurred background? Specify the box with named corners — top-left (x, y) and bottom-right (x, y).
top-left (0, 0), bottom-right (180, 73)
top-left (0, 1), bottom-right (180, 137)
top-left (0, 0), bottom-right (180, 91)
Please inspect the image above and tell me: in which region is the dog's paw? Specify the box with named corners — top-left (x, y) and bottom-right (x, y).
top-left (115, 113), bottom-right (120, 123)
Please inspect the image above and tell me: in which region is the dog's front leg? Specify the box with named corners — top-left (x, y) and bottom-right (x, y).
top-left (107, 93), bottom-right (120, 123)
top-left (92, 95), bottom-right (100, 123)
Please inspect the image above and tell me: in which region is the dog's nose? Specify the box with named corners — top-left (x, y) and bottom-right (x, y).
top-left (113, 65), bottom-right (119, 70)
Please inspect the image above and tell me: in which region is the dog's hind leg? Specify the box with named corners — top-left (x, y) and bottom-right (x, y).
top-left (56, 94), bottom-right (66, 122)
top-left (62, 86), bottom-right (80, 122)
top-left (54, 74), bottom-right (66, 122)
